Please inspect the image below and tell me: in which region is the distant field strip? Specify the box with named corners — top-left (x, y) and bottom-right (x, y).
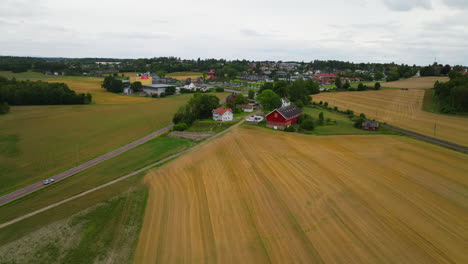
top-left (381, 77), bottom-right (449, 89)
top-left (313, 89), bottom-right (468, 146)
top-left (135, 126), bottom-right (468, 263)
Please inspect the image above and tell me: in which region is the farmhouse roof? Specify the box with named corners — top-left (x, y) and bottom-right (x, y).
top-left (143, 84), bottom-right (175, 89)
top-left (266, 104), bottom-right (302, 120)
top-left (213, 107), bottom-right (232, 115)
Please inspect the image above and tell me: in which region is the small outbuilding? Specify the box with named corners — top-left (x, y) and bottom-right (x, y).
top-left (213, 107), bottom-right (233, 122)
top-left (265, 104), bottom-right (302, 130)
top-left (239, 103), bottom-right (255, 112)
top-left (361, 120), bottom-right (379, 131)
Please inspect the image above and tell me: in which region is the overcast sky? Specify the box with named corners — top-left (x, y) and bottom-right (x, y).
top-left (1, 0), bottom-right (467, 65)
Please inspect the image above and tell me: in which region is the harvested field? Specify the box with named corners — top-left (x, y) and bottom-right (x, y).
top-left (46, 78), bottom-right (151, 104)
top-left (381, 77), bottom-right (448, 89)
top-left (167, 131), bottom-right (214, 141)
top-left (166, 71), bottom-right (203, 81)
top-left (0, 71), bottom-right (151, 104)
top-left (135, 126), bottom-right (468, 263)
top-left (313, 89), bottom-right (468, 146)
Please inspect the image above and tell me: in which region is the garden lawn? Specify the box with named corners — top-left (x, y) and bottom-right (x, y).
top-left (302, 107), bottom-right (395, 135)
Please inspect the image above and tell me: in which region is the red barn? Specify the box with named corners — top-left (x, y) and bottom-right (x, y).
top-left (265, 105), bottom-right (302, 130)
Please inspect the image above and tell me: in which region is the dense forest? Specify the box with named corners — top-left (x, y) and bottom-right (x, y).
top-left (433, 71), bottom-right (468, 113)
top-left (0, 76), bottom-right (92, 107)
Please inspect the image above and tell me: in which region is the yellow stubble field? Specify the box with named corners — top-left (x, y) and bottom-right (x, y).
top-left (381, 77), bottom-right (448, 89)
top-left (135, 126), bottom-right (468, 263)
top-left (166, 71), bottom-right (203, 81)
top-left (313, 89), bottom-right (468, 146)
top-left (46, 78), bottom-right (152, 104)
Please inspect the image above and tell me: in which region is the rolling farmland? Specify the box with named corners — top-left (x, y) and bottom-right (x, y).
top-left (166, 71), bottom-right (203, 81)
top-left (0, 93), bottom-right (228, 194)
top-left (313, 89), bottom-right (468, 146)
top-left (0, 71), bottom-right (152, 104)
top-left (135, 126), bottom-right (468, 263)
top-left (381, 77), bottom-right (449, 89)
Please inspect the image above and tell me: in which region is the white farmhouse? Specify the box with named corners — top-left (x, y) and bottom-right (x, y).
top-left (183, 83), bottom-right (197, 90)
top-left (281, 97), bottom-right (291, 107)
top-left (213, 107), bottom-right (233, 122)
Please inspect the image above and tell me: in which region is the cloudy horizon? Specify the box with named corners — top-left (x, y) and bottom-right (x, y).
top-left (1, 0), bottom-right (467, 66)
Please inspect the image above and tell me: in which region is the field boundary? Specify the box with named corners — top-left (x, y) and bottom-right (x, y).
top-left (0, 121), bottom-right (240, 229)
top-left (380, 124), bottom-right (468, 153)
top-left (313, 105), bottom-right (468, 153)
top-left (0, 124), bottom-right (174, 207)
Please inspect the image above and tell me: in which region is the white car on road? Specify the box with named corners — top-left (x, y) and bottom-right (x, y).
top-left (43, 179), bottom-right (55, 185)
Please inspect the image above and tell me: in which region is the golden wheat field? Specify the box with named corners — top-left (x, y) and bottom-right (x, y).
top-left (47, 78), bottom-right (152, 104)
top-left (313, 89), bottom-right (468, 146)
top-left (166, 71), bottom-right (203, 81)
top-left (135, 126), bottom-right (468, 264)
top-left (381, 77), bottom-right (448, 89)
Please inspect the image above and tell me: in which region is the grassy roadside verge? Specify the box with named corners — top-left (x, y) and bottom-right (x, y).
top-left (0, 174), bottom-right (148, 263)
top-left (0, 136), bottom-right (192, 225)
top-left (422, 89), bottom-right (439, 113)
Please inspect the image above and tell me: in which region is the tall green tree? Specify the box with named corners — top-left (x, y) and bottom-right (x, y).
top-left (334, 77), bottom-right (342, 88)
top-left (248, 89), bottom-right (255, 99)
top-left (130, 81), bottom-right (142, 92)
top-left (257, 89), bottom-right (282, 110)
top-left (305, 78), bottom-right (320, 94)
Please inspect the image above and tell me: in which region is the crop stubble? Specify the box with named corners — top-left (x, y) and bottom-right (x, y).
top-left (135, 127), bottom-right (467, 263)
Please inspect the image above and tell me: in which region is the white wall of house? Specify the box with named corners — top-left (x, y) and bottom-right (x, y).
top-left (282, 98), bottom-right (291, 107)
top-left (213, 111), bottom-right (233, 121)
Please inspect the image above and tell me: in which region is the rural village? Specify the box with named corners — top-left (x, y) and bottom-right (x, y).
top-left (0, 0), bottom-right (467, 263)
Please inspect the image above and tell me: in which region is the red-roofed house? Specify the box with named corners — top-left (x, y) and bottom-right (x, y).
top-left (212, 107), bottom-right (233, 122)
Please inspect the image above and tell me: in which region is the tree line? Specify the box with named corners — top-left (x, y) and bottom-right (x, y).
top-left (0, 76), bottom-right (91, 111)
top-left (433, 71), bottom-right (468, 113)
top-left (257, 78), bottom-right (319, 110)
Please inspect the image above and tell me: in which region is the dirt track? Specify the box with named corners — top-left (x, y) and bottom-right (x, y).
top-left (135, 126), bottom-right (468, 263)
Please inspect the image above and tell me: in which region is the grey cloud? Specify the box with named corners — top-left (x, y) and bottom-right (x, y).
top-left (0, 0), bottom-right (48, 17)
top-left (442, 0), bottom-right (468, 8)
top-left (102, 32), bottom-right (170, 40)
top-left (240, 29), bottom-right (264, 37)
top-left (381, 0), bottom-right (432, 11)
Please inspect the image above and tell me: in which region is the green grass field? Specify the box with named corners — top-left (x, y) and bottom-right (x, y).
top-left (0, 175), bottom-right (148, 264)
top-left (0, 95), bottom-right (191, 195)
top-left (0, 136), bottom-right (192, 225)
top-left (0, 93), bottom-right (227, 195)
top-left (302, 106), bottom-right (396, 135)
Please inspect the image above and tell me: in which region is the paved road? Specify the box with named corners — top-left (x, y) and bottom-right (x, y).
top-left (313, 105), bottom-right (468, 153)
top-left (381, 124), bottom-right (468, 153)
top-left (0, 120), bottom-right (242, 229)
top-left (0, 124), bottom-right (174, 207)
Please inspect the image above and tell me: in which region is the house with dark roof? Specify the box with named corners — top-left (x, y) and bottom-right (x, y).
top-left (226, 92), bottom-right (238, 104)
top-left (361, 120), bottom-right (379, 131)
top-left (265, 105), bottom-right (302, 130)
